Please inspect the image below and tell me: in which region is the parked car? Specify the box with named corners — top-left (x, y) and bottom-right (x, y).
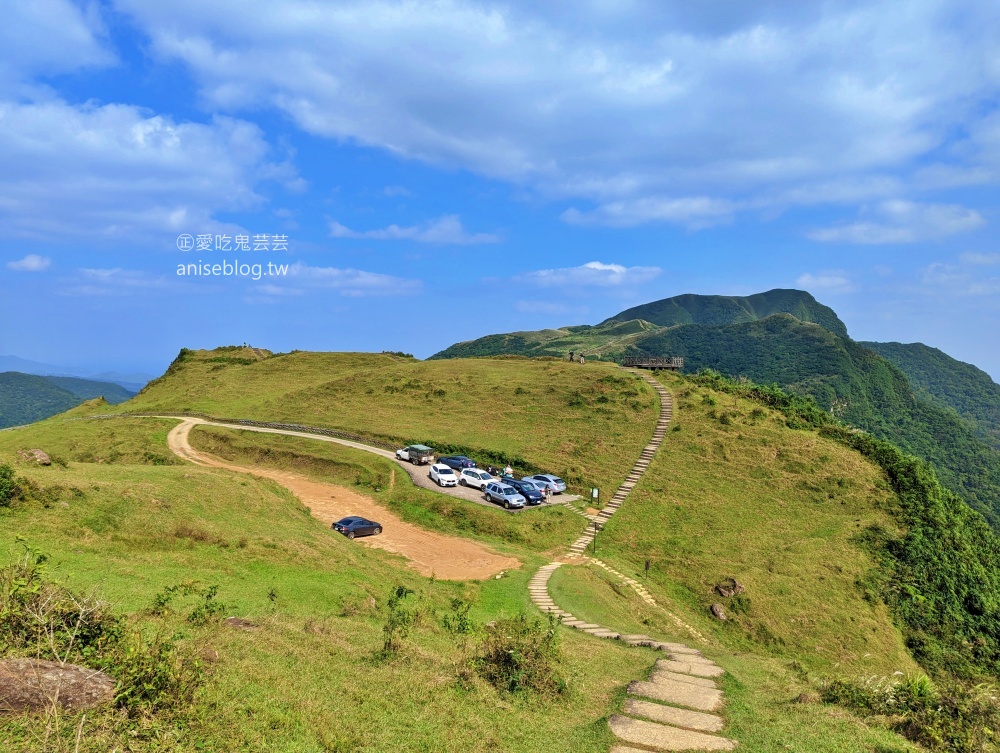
top-left (438, 455), bottom-right (477, 471)
top-left (395, 444), bottom-right (435, 465)
top-left (522, 474), bottom-right (567, 494)
top-left (500, 476), bottom-right (545, 505)
top-left (429, 463), bottom-right (459, 487)
top-left (459, 468), bottom-right (494, 489)
top-left (332, 516), bottom-right (382, 539)
top-left (484, 481), bottom-right (526, 509)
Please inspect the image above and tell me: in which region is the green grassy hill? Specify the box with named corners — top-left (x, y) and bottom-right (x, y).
top-left (3, 350), bottom-right (999, 751)
top-left (431, 293), bottom-right (1000, 528)
top-left (861, 340), bottom-right (1000, 449)
top-left (0, 371), bottom-right (135, 429)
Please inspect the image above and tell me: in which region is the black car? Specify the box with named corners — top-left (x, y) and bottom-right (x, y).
top-left (438, 455), bottom-right (477, 471)
top-left (500, 476), bottom-right (545, 505)
top-left (332, 516), bottom-right (383, 539)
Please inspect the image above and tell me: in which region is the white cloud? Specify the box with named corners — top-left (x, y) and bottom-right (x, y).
top-left (64, 267), bottom-right (172, 296)
top-left (518, 261), bottom-right (661, 288)
top-left (115, 0), bottom-right (1000, 222)
top-left (285, 263), bottom-right (421, 297)
top-left (808, 201), bottom-right (986, 244)
top-left (328, 215), bottom-right (499, 245)
top-left (562, 196), bottom-right (736, 229)
top-left (6, 254), bottom-right (51, 271)
top-left (0, 0), bottom-right (113, 90)
top-left (0, 99), bottom-right (296, 241)
top-left (796, 270), bottom-right (855, 293)
top-left (961, 252), bottom-right (1000, 265)
top-left (383, 185), bottom-right (411, 197)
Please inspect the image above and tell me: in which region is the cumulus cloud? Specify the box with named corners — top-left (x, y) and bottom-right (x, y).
top-left (562, 196), bottom-right (736, 229)
top-left (0, 0), bottom-right (112, 90)
top-left (285, 263), bottom-right (421, 297)
top-left (6, 254), bottom-right (51, 271)
top-left (808, 201), bottom-right (986, 244)
top-left (518, 261), bottom-right (661, 288)
top-left (328, 215), bottom-right (499, 244)
top-left (114, 0), bottom-right (1000, 221)
top-left (0, 99), bottom-right (297, 241)
top-left (961, 252), bottom-right (1000, 265)
top-left (796, 270), bottom-right (855, 293)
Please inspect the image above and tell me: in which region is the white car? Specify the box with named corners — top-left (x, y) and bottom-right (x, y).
top-left (459, 468), bottom-right (494, 490)
top-left (429, 463), bottom-right (458, 487)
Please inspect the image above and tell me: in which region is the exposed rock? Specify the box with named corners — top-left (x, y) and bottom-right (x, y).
top-left (710, 603), bottom-right (727, 621)
top-left (29, 450), bottom-right (51, 466)
top-left (714, 577), bottom-right (745, 598)
top-left (0, 658), bottom-right (115, 713)
top-left (223, 617), bottom-right (258, 630)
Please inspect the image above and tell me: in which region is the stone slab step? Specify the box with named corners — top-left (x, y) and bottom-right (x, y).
top-left (623, 699), bottom-right (725, 733)
top-left (628, 679), bottom-right (723, 712)
top-left (570, 622), bottom-right (602, 630)
top-left (583, 627), bottom-right (620, 639)
top-left (609, 715), bottom-right (736, 751)
top-left (650, 669), bottom-right (718, 689)
top-left (657, 659), bottom-right (724, 678)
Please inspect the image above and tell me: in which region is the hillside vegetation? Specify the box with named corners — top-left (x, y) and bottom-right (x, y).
top-left (109, 347), bottom-right (660, 495)
top-left (431, 290), bottom-right (1000, 528)
top-left (0, 371), bottom-right (135, 429)
top-left (4, 350), bottom-right (999, 750)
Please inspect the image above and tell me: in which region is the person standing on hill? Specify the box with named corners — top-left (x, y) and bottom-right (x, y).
top-left (503, 463), bottom-right (513, 477)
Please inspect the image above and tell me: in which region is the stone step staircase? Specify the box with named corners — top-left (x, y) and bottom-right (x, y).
top-left (528, 370), bottom-right (738, 751)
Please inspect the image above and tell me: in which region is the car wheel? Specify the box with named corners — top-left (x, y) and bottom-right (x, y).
top-left (504, 500), bottom-right (511, 509)
top-left (374, 526), bottom-right (382, 535)
top-left (346, 531), bottom-right (355, 539)
top-left (460, 478), bottom-right (466, 486)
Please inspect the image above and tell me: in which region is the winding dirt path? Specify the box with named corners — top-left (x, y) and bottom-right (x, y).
top-left (167, 419), bottom-right (520, 581)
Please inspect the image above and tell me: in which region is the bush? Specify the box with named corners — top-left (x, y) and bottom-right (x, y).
top-left (0, 544), bottom-right (203, 713)
top-left (0, 463), bottom-right (23, 507)
top-left (822, 674), bottom-right (1000, 752)
top-left (473, 614), bottom-right (565, 696)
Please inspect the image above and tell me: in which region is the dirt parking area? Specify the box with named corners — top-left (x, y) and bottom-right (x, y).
top-left (167, 419), bottom-right (520, 581)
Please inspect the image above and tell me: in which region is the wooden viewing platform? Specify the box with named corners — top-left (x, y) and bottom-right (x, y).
top-left (622, 356), bottom-right (684, 371)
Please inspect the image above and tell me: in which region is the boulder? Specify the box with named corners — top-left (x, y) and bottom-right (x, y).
top-left (714, 577), bottom-right (745, 598)
top-left (710, 603), bottom-right (727, 621)
top-left (223, 617), bottom-right (258, 630)
top-left (0, 658), bottom-right (115, 713)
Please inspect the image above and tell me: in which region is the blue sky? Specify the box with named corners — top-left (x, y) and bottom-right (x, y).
top-left (1, 0), bottom-right (999, 379)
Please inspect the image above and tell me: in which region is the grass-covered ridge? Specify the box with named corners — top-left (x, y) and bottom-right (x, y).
top-left (0, 420), bottom-right (651, 752)
top-left (108, 348), bottom-right (659, 495)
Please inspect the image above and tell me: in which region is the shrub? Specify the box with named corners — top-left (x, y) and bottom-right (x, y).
top-left (473, 614), bottom-right (565, 696)
top-left (822, 674), bottom-right (1000, 752)
top-left (0, 464), bottom-right (23, 507)
top-left (382, 585), bottom-right (415, 655)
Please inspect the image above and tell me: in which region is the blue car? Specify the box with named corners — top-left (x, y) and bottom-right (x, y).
top-left (332, 516), bottom-right (383, 539)
top-left (438, 455), bottom-right (477, 471)
top-left (500, 476), bottom-right (545, 505)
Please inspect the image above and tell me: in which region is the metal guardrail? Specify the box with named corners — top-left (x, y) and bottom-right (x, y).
top-left (622, 356), bottom-right (684, 370)
top-left (75, 411), bottom-right (400, 452)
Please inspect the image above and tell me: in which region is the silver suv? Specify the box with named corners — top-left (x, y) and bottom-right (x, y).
top-left (484, 481), bottom-right (526, 510)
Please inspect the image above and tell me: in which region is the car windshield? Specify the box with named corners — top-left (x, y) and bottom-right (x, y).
top-left (440, 468), bottom-right (454, 474)
top-left (477, 472), bottom-right (490, 479)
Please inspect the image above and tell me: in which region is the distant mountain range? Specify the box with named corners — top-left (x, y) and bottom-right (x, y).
top-left (0, 355), bottom-right (153, 392)
top-left (0, 372), bottom-right (136, 429)
top-left (432, 289), bottom-right (1000, 526)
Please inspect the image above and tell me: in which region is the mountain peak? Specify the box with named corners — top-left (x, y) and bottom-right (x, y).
top-left (602, 288), bottom-right (848, 338)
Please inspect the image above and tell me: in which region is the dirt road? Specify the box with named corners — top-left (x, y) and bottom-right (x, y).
top-left (167, 419), bottom-right (520, 581)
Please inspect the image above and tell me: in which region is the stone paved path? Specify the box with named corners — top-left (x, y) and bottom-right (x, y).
top-left (528, 370), bottom-right (738, 751)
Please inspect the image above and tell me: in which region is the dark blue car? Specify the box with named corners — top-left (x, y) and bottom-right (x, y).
top-left (438, 455), bottom-right (477, 471)
top-left (332, 516), bottom-right (383, 539)
top-left (500, 476), bottom-right (545, 505)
